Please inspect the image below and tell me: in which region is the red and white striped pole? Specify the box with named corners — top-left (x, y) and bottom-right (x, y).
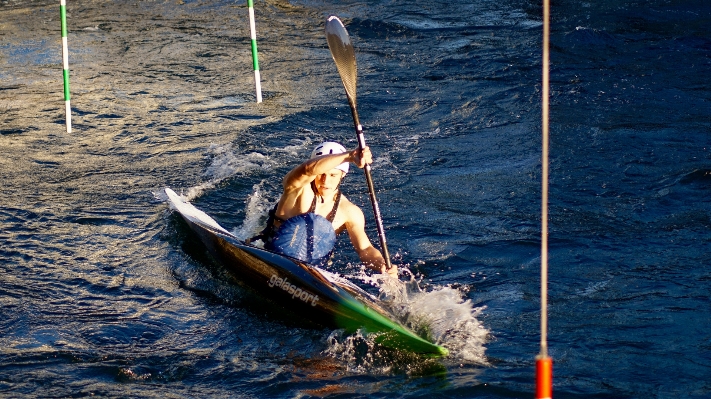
top-left (537, 0), bottom-right (553, 397)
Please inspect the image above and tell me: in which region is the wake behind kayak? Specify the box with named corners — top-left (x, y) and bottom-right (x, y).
top-left (165, 188), bottom-right (448, 357)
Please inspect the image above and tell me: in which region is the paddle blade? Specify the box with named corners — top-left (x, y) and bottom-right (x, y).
top-left (325, 16), bottom-right (357, 103)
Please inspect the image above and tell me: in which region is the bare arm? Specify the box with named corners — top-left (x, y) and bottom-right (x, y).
top-left (345, 202), bottom-right (397, 277)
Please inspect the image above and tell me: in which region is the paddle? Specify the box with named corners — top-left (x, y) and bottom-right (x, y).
top-left (325, 16), bottom-right (393, 273)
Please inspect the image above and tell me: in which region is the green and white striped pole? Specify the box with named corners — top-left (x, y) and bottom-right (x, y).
top-left (60, 0), bottom-right (72, 133)
top-left (247, 0), bottom-right (262, 103)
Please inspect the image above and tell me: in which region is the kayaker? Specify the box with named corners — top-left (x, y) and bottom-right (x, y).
top-left (250, 142), bottom-right (396, 277)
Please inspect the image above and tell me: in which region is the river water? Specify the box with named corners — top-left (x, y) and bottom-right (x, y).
top-left (1, 0), bottom-right (710, 397)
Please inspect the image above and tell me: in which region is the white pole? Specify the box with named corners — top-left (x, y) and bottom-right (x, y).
top-left (60, 0), bottom-right (72, 132)
top-left (536, 0), bottom-right (553, 398)
top-left (248, 0), bottom-right (262, 103)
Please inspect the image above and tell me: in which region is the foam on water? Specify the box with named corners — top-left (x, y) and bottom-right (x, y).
top-left (325, 269), bottom-right (489, 368)
top-left (232, 181), bottom-right (274, 241)
top-left (177, 143), bottom-right (272, 201)
top-left (180, 140), bottom-right (315, 202)
top-left (380, 273), bottom-right (488, 364)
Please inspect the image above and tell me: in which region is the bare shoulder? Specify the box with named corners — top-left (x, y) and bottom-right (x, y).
top-left (336, 194), bottom-right (365, 229)
top-left (339, 194), bottom-right (363, 215)
top-left (336, 194), bottom-right (374, 252)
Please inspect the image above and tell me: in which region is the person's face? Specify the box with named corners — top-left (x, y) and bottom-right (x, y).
top-left (314, 169), bottom-right (344, 196)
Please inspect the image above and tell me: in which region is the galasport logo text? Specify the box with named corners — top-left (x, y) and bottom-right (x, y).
top-left (268, 275), bottom-right (320, 306)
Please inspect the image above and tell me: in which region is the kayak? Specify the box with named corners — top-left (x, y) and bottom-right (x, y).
top-left (165, 188), bottom-right (448, 357)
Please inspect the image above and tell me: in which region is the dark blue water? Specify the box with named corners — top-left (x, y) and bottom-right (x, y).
top-left (1, 0), bottom-right (710, 397)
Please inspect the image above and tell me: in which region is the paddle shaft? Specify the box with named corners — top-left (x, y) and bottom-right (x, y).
top-left (347, 97), bottom-right (393, 272)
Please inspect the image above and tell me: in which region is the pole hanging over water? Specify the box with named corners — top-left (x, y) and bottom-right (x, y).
top-left (247, 0), bottom-right (262, 103)
top-left (60, 0), bottom-right (72, 133)
top-left (536, 0), bottom-right (553, 398)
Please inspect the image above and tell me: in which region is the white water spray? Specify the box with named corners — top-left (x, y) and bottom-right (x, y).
top-left (232, 181), bottom-right (274, 241)
top-left (330, 268), bottom-right (489, 366)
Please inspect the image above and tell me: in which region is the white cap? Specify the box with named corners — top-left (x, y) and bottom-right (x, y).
top-left (310, 142), bottom-right (349, 174)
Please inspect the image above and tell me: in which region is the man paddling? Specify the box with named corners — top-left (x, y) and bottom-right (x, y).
top-left (252, 142), bottom-right (396, 277)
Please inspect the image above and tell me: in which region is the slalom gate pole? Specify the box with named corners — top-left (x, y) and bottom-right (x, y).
top-left (247, 0), bottom-right (262, 103)
top-left (536, 0), bottom-right (553, 398)
top-left (60, 0), bottom-right (72, 133)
